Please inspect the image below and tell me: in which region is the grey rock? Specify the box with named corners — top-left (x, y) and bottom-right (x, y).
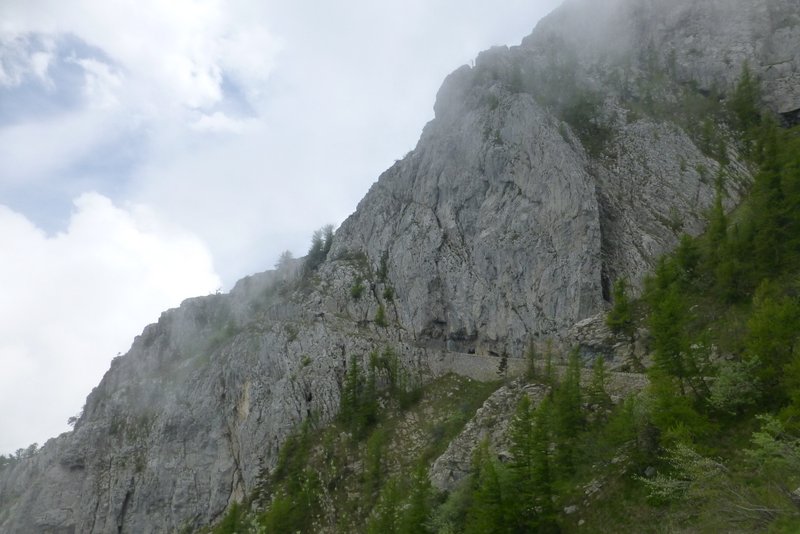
top-left (527, 0), bottom-right (800, 116)
top-left (2, 0), bottom-right (799, 531)
top-left (430, 381), bottom-right (549, 492)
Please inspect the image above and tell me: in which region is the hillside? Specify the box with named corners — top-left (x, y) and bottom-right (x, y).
top-left (1, 0), bottom-right (799, 532)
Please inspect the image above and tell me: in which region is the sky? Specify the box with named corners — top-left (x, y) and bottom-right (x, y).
top-left (0, 0), bottom-right (561, 454)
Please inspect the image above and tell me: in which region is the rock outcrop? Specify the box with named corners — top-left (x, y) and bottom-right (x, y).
top-left (1, 0), bottom-right (798, 532)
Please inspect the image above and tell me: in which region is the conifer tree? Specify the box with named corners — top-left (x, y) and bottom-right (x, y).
top-left (544, 340), bottom-right (556, 387)
top-left (607, 278), bottom-right (634, 337)
top-left (509, 395), bottom-right (539, 532)
top-left (466, 441), bottom-right (509, 534)
top-left (588, 356), bottom-right (612, 409)
top-left (729, 63), bottom-right (761, 134)
top-left (532, 397), bottom-right (559, 532)
top-left (399, 463), bottom-right (433, 534)
top-left (367, 479), bottom-right (402, 534)
top-left (340, 356), bottom-right (362, 427)
top-left (525, 341), bottom-right (538, 380)
top-left (554, 349), bottom-right (583, 474)
top-left (649, 285), bottom-right (691, 395)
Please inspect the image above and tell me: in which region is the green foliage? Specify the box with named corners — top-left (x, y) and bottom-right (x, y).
top-left (365, 466), bottom-right (433, 534)
top-left (708, 357), bottom-right (761, 416)
top-left (429, 478), bottom-right (472, 534)
top-left (560, 90), bottom-right (614, 157)
top-left (507, 395), bottom-right (559, 532)
top-left (0, 443), bottom-right (38, 472)
top-left (638, 442), bottom-right (727, 504)
top-left (524, 341), bottom-right (538, 380)
top-left (648, 284), bottom-right (692, 395)
top-left (367, 478), bottom-right (402, 534)
top-left (364, 428), bottom-right (388, 500)
top-left (260, 418), bottom-right (321, 533)
top-left (273, 417), bottom-right (314, 487)
top-left (496, 352), bottom-right (508, 380)
top-left (552, 349), bottom-right (584, 474)
top-left (606, 278), bottom-right (634, 336)
top-left (211, 502), bottom-right (243, 534)
top-left (465, 441), bottom-right (511, 534)
top-left (645, 369), bottom-right (710, 444)
top-left (351, 277), bottom-right (365, 300)
top-left (588, 356), bottom-right (612, 408)
top-left (729, 63), bottom-right (762, 133)
top-left (745, 283), bottom-right (800, 405)
top-left (382, 285), bottom-right (394, 302)
top-left (543, 339), bottom-right (556, 386)
top-left (375, 303), bottom-right (388, 327)
top-left (508, 396), bottom-right (538, 531)
top-left (399, 464), bottom-right (434, 534)
top-left (304, 224), bottom-right (334, 272)
top-left (377, 251), bottom-right (389, 283)
top-left (745, 415), bottom-right (800, 479)
top-left (339, 356), bottom-right (379, 438)
top-left (260, 473), bottom-right (320, 533)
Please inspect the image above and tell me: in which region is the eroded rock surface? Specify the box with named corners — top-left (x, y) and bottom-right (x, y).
top-left (2, 0), bottom-right (798, 531)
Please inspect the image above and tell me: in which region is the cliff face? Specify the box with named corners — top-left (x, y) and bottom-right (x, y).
top-left (1, 0), bottom-right (798, 532)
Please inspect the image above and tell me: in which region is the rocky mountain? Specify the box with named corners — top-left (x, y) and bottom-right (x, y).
top-left (1, 0), bottom-right (798, 532)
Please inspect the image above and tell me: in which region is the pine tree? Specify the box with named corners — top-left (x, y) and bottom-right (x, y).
top-left (525, 341), bottom-right (538, 380)
top-left (466, 442), bottom-right (509, 534)
top-left (497, 351), bottom-right (509, 380)
top-left (544, 340), bottom-right (556, 387)
top-left (364, 429), bottom-right (387, 500)
top-left (367, 478), bottom-right (402, 534)
top-left (607, 278), bottom-right (634, 337)
top-left (729, 63), bottom-right (761, 134)
top-left (707, 185), bottom-right (728, 254)
top-left (588, 356), bottom-right (612, 409)
top-left (509, 395), bottom-right (538, 532)
top-left (674, 234), bottom-right (701, 288)
top-left (553, 349), bottom-right (583, 474)
top-left (649, 285), bottom-right (691, 395)
top-left (340, 356), bottom-right (362, 427)
top-left (532, 397), bottom-right (559, 532)
top-left (400, 463), bottom-right (433, 534)
top-left (745, 283), bottom-right (800, 406)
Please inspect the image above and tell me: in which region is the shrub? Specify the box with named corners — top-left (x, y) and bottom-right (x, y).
top-left (351, 277), bottom-right (365, 300)
top-left (375, 304), bottom-right (388, 327)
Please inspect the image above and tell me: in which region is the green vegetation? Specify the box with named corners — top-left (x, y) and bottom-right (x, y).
top-left (207, 69), bottom-right (800, 534)
top-left (606, 278), bottom-right (633, 337)
top-left (375, 303), bottom-right (388, 327)
top-left (350, 276), bottom-right (365, 299)
top-left (376, 251), bottom-right (389, 283)
top-left (304, 224), bottom-right (334, 273)
top-left (0, 443), bottom-right (38, 472)
top-left (382, 285), bottom-right (394, 302)
top-left (213, 371), bottom-right (498, 533)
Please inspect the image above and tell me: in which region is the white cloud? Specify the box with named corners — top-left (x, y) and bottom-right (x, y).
top-left (0, 32), bottom-right (54, 87)
top-left (191, 111), bottom-right (256, 134)
top-left (0, 108), bottom-right (123, 186)
top-left (0, 193), bottom-right (220, 453)
top-left (0, 0), bottom-right (282, 113)
top-left (70, 57), bottom-right (123, 109)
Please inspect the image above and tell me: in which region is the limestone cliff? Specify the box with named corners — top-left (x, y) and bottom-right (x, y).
top-left (1, 0), bottom-right (798, 532)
